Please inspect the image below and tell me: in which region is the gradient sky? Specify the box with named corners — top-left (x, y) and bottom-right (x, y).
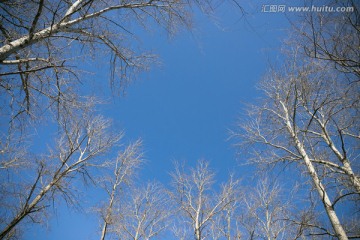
top-left (24, 2), bottom-right (294, 239)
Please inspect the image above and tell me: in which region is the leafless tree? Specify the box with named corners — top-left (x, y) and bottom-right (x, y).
top-left (288, 1), bottom-right (360, 196)
top-left (234, 54), bottom-right (359, 239)
top-left (108, 182), bottom-right (173, 240)
top-left (209, 204), bottom-right (242, 240)
top-left (209, 175), bottom-right (242, 240)
top-left (0, 0), bottom-right (217, 128)
top-left (170, 160), bottom-right (240, 240)
top-left (228, 2), bottom-right (359, 239)
top-left (0, 0), bottom-right (226, 173)
top-left (289, 0), bottom-right (359, 79)
top-left (0, 105), bottom-right (126, 239)
top-left (239, 177), bottom-right (298, 240)
top-left (98, 139), bottom-right (143, 240)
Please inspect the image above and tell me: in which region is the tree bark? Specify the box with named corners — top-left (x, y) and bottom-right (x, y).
top-left (281, 101), bottom-right (348, 240)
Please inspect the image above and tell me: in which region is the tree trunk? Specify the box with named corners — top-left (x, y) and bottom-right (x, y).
top-left (281, 102), bottom-right (348, 240)
top-left (342, 159), bottom-right (360, 195)
top-left (195, 228), bottom-right (201, 240)
top-left (0, 182), bottom-right (52, 239)
top-left (297, 143), bottom-right (348, 240)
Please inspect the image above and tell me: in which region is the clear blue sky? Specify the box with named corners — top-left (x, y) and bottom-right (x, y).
top-left (25, 2), bottom-right (293, 239)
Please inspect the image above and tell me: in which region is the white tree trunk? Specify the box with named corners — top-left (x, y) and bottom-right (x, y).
top-left (281, 102), bottom-right (348, 240)
top-left (195, 228), bottom-right (201, 240)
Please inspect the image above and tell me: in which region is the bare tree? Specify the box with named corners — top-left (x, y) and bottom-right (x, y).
top-left (170, 160), bottom-right (240, 240)
top-left (290, 0), bottom-right (359, 79)
top-left (288, 1), bottom-right (360, 196)
top-left (0, 0), bottom-right (217, 126)
top-left (109, 182), bottom-right (172, 240)
top-left (236, 3), bottom-right (360, 236)
top-left (0, 105), bottom-right (125, 239)
top-left (209, 175), bottom-right (242, 240)
top-left (98, 139), bottom-right (143, 240)
top-left (239, 177), bottom-right (297, 240)
top-left (234, 55), bottom-right (359, 239)
top-left (209, 203), bottom-right (242, 240)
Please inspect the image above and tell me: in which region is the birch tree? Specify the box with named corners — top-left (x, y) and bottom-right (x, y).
top-left (0, 106), bottom-right (123, 239)
top-left (209, 175), bottom-right (242, 240)
top-left (99, 139), bottom-right (143, 240)
top-left (239, 177), bottom-right (297, 240)
top-left (170, 160), bottom-right (240, 240)
top-left (209, 202), bottom-right (242, 240)
top-left (112, 182), bottom-right (172, 240)
top-left (0, 0), bottom-right (217, 127)
top-left (230, 2), bottom-right (359, 239)
top-left (292, 0), bottom-right (359, 78)
top-left (290, 1), bottom-right (360, 196)
top-left (235, 56), bottom-right (359, 239)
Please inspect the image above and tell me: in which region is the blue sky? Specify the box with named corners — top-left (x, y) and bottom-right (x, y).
top-left (24, 2), bottom-right (293, 239)
top-left (106, 2), bottom-right (290, 181)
